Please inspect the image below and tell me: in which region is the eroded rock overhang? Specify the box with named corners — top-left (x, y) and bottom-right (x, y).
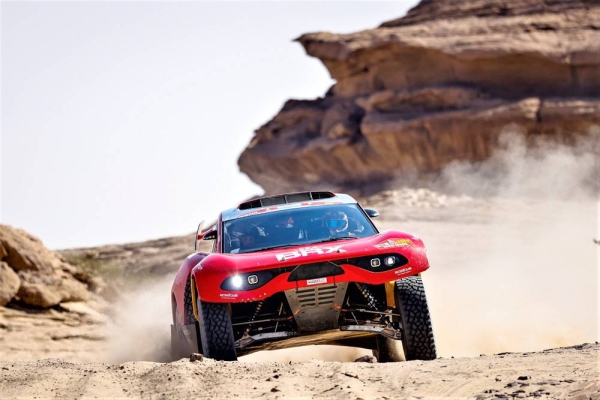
top-left (238, 0), bottom-right (600, 194)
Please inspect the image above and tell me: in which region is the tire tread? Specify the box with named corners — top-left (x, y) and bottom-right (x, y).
top-left (197, 300), bottom-right (237, 361)
top-left (183, 277), bottom-right (195, 324)
top-left (395, 275), bottom-right (437, 361)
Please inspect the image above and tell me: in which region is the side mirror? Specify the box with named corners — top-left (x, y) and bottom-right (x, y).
top-left (194, 220), bottom-right (205, 251)
top-left (202, 229), bottom-right (217, 241)
top-left (365, 208), bottom-right (379, 218)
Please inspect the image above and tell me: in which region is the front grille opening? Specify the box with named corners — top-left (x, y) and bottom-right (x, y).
top-left (287, 262), bottom-right (344, 282)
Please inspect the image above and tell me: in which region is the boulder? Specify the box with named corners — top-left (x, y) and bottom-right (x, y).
top-left (0, 262), bottom-right (20, 306)
top-left (0, 225), bottom-right (61, 272)
top-left (0, 224), bottom-right (92, 308)
top-left (16, 271), bottom-right (90, 309)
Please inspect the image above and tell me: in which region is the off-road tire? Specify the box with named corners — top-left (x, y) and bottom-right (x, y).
top-left (197, 299), bottom-right (237, 361)
top-left (373, 336), bottom-right (404, 362)
top-left (395, 275), bottom-right (436, 361)
top-left (171, 278), bottom-right (202, 360)
top-left (183, 277), bottom-right (196, 324)
top-left (185, 277), bottom-right (203, 354)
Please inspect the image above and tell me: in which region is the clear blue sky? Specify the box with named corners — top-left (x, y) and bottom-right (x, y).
top-left (1, 1), bottom-right (419, 249)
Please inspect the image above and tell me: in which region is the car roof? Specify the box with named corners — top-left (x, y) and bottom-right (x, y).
top-left (221, 191), bottom-right (358, 222)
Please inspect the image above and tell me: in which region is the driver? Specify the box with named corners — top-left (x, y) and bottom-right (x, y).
top-left (323, 210), bottom-right (352, 237)
top-left (275, 216), bottom-right (295, 228)
top-left (231, 225), bottom-right (260, 253)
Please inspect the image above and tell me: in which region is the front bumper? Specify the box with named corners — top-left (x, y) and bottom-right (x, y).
top-left (194, 253), bottom-right (428, 303)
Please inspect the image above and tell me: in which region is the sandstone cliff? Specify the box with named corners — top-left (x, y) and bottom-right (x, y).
top-left (238, 0), bottom-right (600, 194)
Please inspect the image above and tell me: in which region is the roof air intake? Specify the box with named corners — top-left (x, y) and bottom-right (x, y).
top-left (238, 191), bottom-right (335, 210)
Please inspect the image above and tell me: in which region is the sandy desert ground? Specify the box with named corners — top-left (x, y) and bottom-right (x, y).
top-left (0, 343), bottom-right (598, 399)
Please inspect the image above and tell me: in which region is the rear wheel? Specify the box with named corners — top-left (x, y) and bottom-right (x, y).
top-left (395, 275), bottom-right (436, 361)
top-left (197, 299), bottom-right (237, 361)
top-left (170, 299), bottom-right (186, 360)
top-left (170, 278), bottom-right (202, 360)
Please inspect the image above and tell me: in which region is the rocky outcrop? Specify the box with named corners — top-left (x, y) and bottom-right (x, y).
top-left (0, 225), bottom-right (91, 308)
top-left (381, 0), bottom-right (599, 27)
top-left (238, 0), bottom-right (600, 194)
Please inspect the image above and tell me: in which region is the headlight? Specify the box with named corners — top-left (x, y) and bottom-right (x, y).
top-left (231, 275), bottom-right (243, 288)
top-left (345, 253), bottom-right (409, 272)
top-left (220, 271), bottom-right (274, 291)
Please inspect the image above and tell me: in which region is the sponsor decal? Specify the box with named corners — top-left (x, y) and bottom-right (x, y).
top-left (300, 201), bottom-right (343, 206)
top-left (219, 293), bottom-right (239, 298)
top-left (306, 277), bottom-right (327, 286)
top-left (374, 238), bottom-right (413, 250)
top-left (394, 267), bottom-right (412, 275)
top-left (239, 207), bottom-right (279, 218)
top-left (276, 245), bottom-right (346, 261)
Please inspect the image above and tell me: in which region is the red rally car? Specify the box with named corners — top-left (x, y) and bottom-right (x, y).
top-left (170, 191), bottom-right (436, 362)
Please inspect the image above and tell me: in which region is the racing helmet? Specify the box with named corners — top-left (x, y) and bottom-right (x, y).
top-left (324, 210), bottom-right (349, 233)
top-left (239, 224), bottom-right (260, 248)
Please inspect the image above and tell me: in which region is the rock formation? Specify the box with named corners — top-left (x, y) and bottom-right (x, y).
top-left (0, 224), bottom-right (91, 308)
top-left (238, 0), bottom-right (600, 194)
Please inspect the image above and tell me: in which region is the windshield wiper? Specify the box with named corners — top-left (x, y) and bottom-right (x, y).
top-left (308, 236), bottom-right (359, 245)
top-left (242, 244), bottom-right (299, 254)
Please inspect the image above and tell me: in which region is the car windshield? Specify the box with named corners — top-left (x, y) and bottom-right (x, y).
top-left (222, 204), bottom-right (378, 254)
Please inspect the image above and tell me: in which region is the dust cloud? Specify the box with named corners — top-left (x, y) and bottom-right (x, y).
top-left (437, 127), bottom-right (599, 200)
top-left (389, 129), bottom-right (599, 357)
top-left (104, 277), bottom-right (173, 363)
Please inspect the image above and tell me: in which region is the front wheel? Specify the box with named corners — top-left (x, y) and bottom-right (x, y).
top-left (373, 336), bottom-right (404, 362)
top-left (395, 275), bottom-right (436, 361)
top-left (197, 299), bottom-right (237, 361)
